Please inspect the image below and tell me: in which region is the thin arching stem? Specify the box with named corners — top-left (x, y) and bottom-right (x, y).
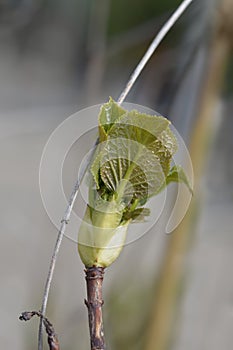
top-left (37, 1), bottom-right (194, 349)
top-left (117, 0), bottom-right (194, 104)
top-left (38, 162), bottom-right (90, 350)
top-left (38, 181), bottom-right (79, 350)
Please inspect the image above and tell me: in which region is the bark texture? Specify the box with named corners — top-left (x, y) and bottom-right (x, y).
top-left (85, 267), bottom-right (106, 350)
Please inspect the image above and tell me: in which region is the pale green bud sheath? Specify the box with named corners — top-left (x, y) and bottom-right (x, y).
top-left (78, 202), bottom-right (131, 268)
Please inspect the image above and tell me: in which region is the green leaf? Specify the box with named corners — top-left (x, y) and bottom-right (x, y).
top-left (92, 99), bottom-right (178, 187)
top-left (90, 145), bottom-right (103, 189)
top-left (98, 97), bottom-right (126, 142)
top-left (91, 101), bottom-right (178, 201)
top-left (96, 138), bottom-right (166, 202)
top-left (166, 165), bottom-right (193, 195)
top-left (108, 110), bottom-right (171, 142)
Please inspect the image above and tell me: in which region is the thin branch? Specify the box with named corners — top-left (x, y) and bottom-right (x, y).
top-left (37, 1), bottom-right (194, 349)
top-left (107, 14), bottom-right (167, 58)
top-left (20, 311), bottom-right (60, 350)
top-left (117, 0), bottom-right (194, 104)
top-left (38, 168), bottom-right (87, 350)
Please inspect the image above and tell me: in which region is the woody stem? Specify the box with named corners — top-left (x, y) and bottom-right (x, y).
top-left (85, 267), bottom-right (106, 350)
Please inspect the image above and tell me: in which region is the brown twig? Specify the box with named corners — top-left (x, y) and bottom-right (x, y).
top-left (20, 311), bottom-right (60, 350)
top-left (85, 267), bottom-right (106, 350)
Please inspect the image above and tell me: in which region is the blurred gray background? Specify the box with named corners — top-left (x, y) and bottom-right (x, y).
top-left (1, 0), bottom-right (233, 349)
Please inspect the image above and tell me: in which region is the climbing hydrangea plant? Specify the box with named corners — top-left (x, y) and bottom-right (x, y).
top-left (78, 98), bottom-right (192, 267)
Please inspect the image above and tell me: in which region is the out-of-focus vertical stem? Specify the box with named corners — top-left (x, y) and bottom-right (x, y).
top-left (145, 2), bottom-right (232, 350)
top-left (85, 267), bottom-right (106, 350)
